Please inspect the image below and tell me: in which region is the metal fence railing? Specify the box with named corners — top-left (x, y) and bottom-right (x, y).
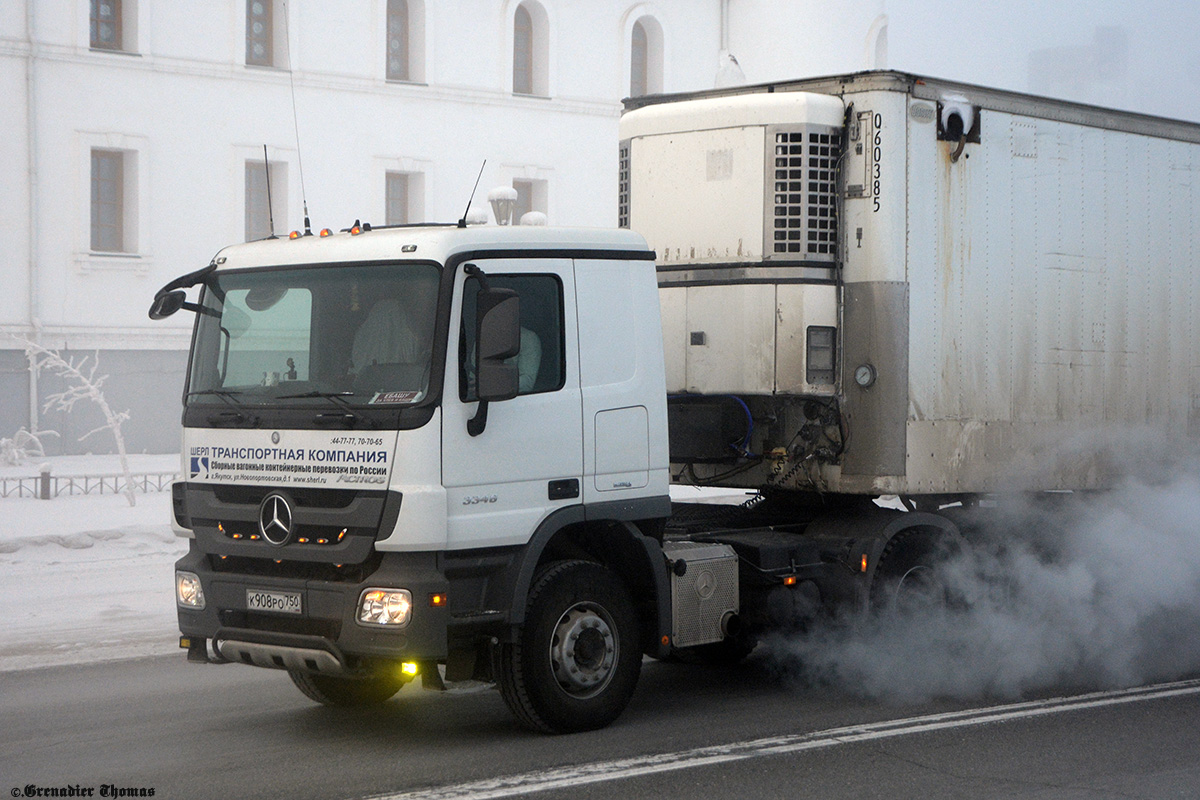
top-left (0, 471), bottom-right (180, 500)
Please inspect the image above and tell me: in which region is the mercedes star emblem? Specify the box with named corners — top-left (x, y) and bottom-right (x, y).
top-left (258, 493), bottom-right (293, 546)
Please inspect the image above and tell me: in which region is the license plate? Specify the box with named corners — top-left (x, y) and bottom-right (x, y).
top-left (246, 589), bottom-right (302, 615)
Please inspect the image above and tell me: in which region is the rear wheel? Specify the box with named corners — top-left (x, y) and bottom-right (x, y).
top-left (288, 668), bottom-right (408, 707)
top-left (498, 560), bottom-right (642, 733)
top-left (870, 529), bottom-right (960, 615)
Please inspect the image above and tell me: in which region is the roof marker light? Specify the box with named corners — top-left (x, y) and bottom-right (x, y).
top-left (289, 231), bottom-right (301, 239)
top-left (319, 228), bottom-right (333, 237)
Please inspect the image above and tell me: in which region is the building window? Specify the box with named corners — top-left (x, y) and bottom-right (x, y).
top-left (512, 178), bottom-right (547, 224)
top-left (386, 0), bottom-right (409, 80)
top-left (245, 160), bottom-right (286, 241)
top-left (386, 172), bottom-right (410, 225)
top-left (246, 0), bottom-right (274, 67)
top-left (91, 150), bottom-right (126, 252)
top-left (628, 16), bottom-right (663, 97)
top-left (90, 0), bottom-right (122, 50)
top-left (631, 21), bottom-right (647, 97)
top-left (513, 6), bottom-right (533, 95)
top-left (512, 2), bottom-right (547, 96)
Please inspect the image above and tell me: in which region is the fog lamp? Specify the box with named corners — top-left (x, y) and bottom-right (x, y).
top-left (358, 588), bottom-right (412, 627)
top-left (176, 571), bottom-right (205, 609)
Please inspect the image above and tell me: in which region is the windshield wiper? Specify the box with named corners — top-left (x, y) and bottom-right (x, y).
top-left (186, 389), bottom-right (247, 409)
top-left (276, 391), bottom-right (370, 427)
top-left (187, 390), bottom-right (258, 425)
top-left (275, 390), bottom-right (356, 409)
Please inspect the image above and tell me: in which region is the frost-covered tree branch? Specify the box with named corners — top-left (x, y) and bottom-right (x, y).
top-left (12, 336), bottom-right (136, 506)
top-left (0, 427), bottom-right (59, 466)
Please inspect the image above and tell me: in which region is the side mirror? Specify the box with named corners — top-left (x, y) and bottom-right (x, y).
top-left (148, 290), bottom-right (187, 320)
top-left (476, 289), bottom-right (520, 402)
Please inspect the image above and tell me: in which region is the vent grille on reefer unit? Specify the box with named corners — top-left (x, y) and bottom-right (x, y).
top-left (618, 140), bottom-right (631, 229)
top-left (770, 128), bottom-right (840, 260)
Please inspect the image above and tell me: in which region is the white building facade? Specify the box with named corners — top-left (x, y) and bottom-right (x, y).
top-left (2, 0), bottom-right (737, 453)
top-left (12, 0), bottom-right (1175, 455)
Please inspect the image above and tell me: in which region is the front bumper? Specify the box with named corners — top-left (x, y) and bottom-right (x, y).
top-left (176, 542), bottom-right (450, 670)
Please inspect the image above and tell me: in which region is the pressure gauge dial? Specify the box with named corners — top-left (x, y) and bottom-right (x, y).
top-left (854, 364), bottom-right (877, 388)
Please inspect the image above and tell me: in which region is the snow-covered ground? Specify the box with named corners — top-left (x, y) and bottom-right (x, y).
top-left (0, 454), bottom-right (750, 673)
top-left (0, 454), bottom-right (184, 672)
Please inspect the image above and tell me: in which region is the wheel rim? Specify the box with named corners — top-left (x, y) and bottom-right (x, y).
top-left (548, 601), bottom-right (618, 698)
top-left (891, 564), bottom-right (942, 613)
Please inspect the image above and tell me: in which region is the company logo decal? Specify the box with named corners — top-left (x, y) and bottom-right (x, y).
top-left (190, 456), bottom-right (209, 479)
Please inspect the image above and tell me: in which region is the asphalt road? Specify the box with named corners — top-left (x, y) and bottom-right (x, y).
top-left (2, 653), bottom-right (1198, 800)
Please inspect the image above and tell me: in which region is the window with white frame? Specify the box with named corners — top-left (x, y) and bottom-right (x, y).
top-left (90, 0), bottom-right (122, 50)
top-left (246, 0), bottom-right (283, 67)
top-left (513, 178), bottom-right (547, 223)
top-left (386, 172), bottom-right (410, 225)
top-left (513, 6), bottom-right (533, 94)
top-left (91, 149), bottom-right (128, 252)
top-left (631, 21), bottom-right (648, 97)
top-left (512, 2), bottom-right (548, 96)
top-left (388, 171), bottom-right (430, 225)
top-left (386, 0), bottom-right (409, 80)
top-left (245, 160), bottom-right (287, 241)
top-left (629, 17), bottom-right (663, 97)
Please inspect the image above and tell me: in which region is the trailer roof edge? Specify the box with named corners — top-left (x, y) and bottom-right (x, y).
top-left (622, 70), bottom-right (1200, 145)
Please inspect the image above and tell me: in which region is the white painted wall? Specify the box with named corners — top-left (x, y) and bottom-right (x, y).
top-left (3, 0), bottom-right (1197, 452)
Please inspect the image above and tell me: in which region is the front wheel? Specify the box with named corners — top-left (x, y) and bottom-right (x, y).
top-left (288, 667), bottom-right (409, 707)
top-left (498, 560), bottom-right (642, 733)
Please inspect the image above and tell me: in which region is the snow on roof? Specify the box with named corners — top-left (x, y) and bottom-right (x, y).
top-left (620, 90), bottom-right (845, 139)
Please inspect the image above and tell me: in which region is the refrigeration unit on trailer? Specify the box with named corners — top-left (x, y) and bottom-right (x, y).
top-left (620, 70), bottom-right (1200, 499)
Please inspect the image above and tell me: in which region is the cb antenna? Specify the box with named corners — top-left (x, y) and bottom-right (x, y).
top-left (283, 1), bottom-right (312, 235)
top-left (263, 145), bottom-right (277, 239)
top-left (458, 160), bottom-right (487, 228)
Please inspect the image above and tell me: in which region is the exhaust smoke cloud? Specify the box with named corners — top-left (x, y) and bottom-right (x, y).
top-left (765, 466), bottom-right (1200, 703)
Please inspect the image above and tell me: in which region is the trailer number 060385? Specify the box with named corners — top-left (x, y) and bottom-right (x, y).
top-left (872, 112), bottom-right (882, 212)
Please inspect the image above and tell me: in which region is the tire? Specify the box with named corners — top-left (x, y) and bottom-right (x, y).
top-left (288, 667), bottom-right (408, 707)
top-left (498, 560), bottom-right (642, 734)
top-left (870, 529), bottom-right (959, 615)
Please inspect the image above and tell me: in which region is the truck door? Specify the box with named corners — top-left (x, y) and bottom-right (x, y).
top-left (441, 258), bottom-right (583, 549)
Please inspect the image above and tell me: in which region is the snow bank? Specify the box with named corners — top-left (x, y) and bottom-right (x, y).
top-left (0, 455), bottom-right (184, 672)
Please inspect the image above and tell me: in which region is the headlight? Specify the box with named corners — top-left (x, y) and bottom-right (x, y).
top-left (358, 588), bottom-right (412, 627)
top-left (176, 571), bottom-right (205, 609)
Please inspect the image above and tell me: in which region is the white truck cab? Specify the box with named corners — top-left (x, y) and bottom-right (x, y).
top-left (158, 225), bottom-right (678, 732)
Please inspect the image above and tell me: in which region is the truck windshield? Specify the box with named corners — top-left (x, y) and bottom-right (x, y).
top-left (188, 263), bottom-right (441, 406)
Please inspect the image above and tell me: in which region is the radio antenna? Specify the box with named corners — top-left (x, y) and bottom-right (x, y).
top-left (263, 145), bottom-right (277, 238)
top-left (283, 1), bottom-right (312, 235)
top-left (458, 160), bottom-right (487, 228)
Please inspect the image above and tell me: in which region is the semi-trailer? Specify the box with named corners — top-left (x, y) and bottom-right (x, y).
top-left (152, 71), bottom-right (1200, 732)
